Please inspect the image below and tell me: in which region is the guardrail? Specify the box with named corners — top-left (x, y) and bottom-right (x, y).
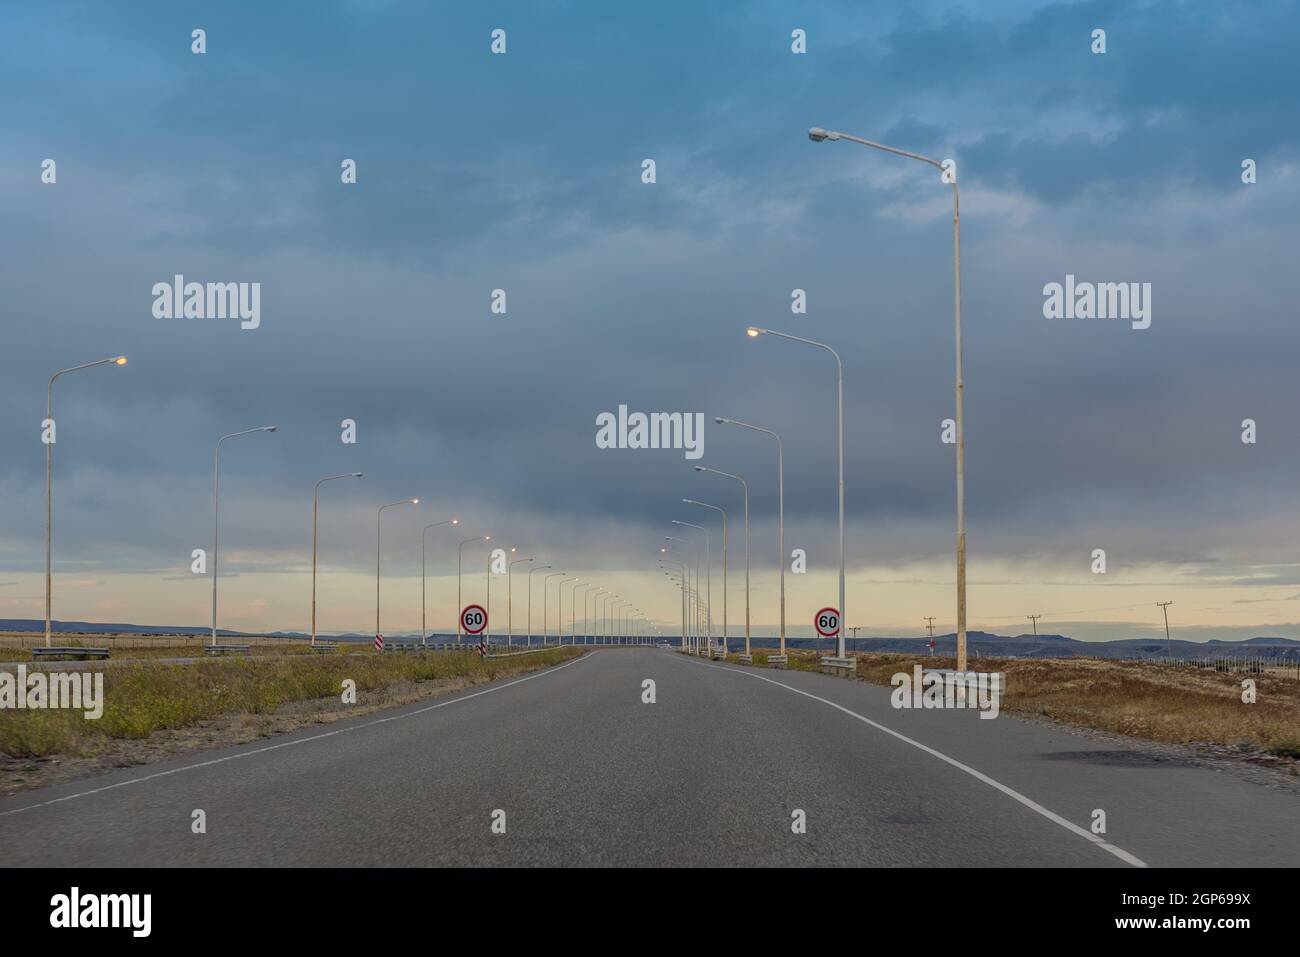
top-left (31, 646), bottom-right (110, 661)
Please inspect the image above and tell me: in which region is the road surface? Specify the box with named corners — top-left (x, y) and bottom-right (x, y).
top-left (2, 649), bottom-right (1296, 866)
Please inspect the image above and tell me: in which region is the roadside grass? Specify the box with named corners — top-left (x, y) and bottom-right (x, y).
top-left (0, 646), bottom-right (581, 759)
top-left (713, 647), bottom-right (1299, 759)
top-left (772, 650), bottom-right (1300, 758)
top-left (0, 633), bottom-right (387, 660)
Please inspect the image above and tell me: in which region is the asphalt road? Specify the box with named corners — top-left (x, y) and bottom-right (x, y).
top-left (2, 649), bottom-right (1296, 866)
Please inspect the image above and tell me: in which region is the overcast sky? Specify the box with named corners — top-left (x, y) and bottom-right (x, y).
top-left (2, 0), bottom-right (1299, 641)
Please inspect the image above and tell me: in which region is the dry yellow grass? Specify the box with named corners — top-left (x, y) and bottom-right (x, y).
top-left (0, 646), bottom-right (581, 758)
top-left (778, 651), bottom-right (1300, 758)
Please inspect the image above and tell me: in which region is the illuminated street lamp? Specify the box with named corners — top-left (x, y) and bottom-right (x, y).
top-left (746, 326), bottom-right (849, 665)
top-left (808, 125), bottom-right (967, 670)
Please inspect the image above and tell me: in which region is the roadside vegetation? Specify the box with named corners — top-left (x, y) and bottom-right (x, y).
top-left (0, 646), bottom-right (581, 759)
top-left (734, 649), bottom-right (1300, 761)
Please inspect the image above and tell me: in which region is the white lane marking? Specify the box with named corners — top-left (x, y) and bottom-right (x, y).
top-left (0, 652), bottom-right (592, 819)
top-left (674, 655), bottom-right (1147, 868)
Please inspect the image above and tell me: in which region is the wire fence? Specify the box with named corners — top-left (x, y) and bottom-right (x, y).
top-left (1148, 654), bottom-right (1300, 679)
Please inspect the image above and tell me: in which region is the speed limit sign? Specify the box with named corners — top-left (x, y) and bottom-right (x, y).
top-left (461, 604), bottom-right (487, 635)
top-left (814, 607), bottom-right (841, 637)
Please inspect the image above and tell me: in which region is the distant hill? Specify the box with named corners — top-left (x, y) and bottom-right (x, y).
top-left (3, 619), bottom-right (1298, 660)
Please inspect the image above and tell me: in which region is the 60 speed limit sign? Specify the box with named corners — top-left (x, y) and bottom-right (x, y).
top-left (461, 604), bottom-right (488, 635)
top-left (814, 607), bottom-right (841, 637)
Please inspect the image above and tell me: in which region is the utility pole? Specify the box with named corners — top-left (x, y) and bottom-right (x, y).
top-left (924, 616), bottom-right (936, 657)
top-left (848, 625), bottom-right (861, 652)
top-left (1027, 613), bottom-right (1041, 636)
top-left (1157, 601), bottom-right (1174, 658)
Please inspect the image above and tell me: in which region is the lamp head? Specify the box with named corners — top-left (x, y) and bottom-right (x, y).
top-left (808, 127), bottom-right (839, 142)
top-left (113, 356), bottom-right (128, 365)
top-left (714, 417), bottom-right (728, 425)
top-left (352, 472), bottom-right (363, 478)
top-left (746, 327), bottom-right (763, 337)
top-left (452, 518), bottom-right (459, 525)
top-left (264, 426), bottom-right (278, 433)
top-left (411, 498), bottom-right (419, 504)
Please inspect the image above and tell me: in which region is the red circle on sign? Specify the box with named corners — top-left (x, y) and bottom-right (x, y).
top-left (461, 604), bottom-right (488, 635)
top-left (814, 607), bottom-right (841, 637)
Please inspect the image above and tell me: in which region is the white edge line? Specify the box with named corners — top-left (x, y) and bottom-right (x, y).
top-left (674, 654), bottom-right (1148, 868)
top-left (0, 651), bottom-right (593, 819)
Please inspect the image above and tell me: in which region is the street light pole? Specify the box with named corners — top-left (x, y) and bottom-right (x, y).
top-left (746, 327), bottom-right (847, 661)
top-left (376, 498), bottom-right (419, 643)
top-left (590, 587), bottom-right (608, 647)
top-left (420, 519), bottom-right (458, 648)
top-left (212, 425), bottom-right (277, 648)
top-left (543, 572), bottom-right (565, 646)
top-left (1157, 601), bottom-right (1173, 657)
top-left (527, 564), bottom-right (551, 646)
top-left (576, 583), bottom-right (595, 643)
top-left (313, 473), bottom-right (364, 648)
top-left (684, 499), bottom-right (727, 657)
top-left (808, 125), bottom-right (965, 670)
top-left (457, 535), bottom-right (490, 643)
top-left (695, 466), bottom-right (750, 659)
top-left (714, 417), bottom-right (786, 662)
top-left (665, 537), bottom-right (700, 654)
top-left (507, 555), bottom-right (533, 648)
top-left (44, 355), bottom-right (128, 648)
top-left (558, 578), bottom-right (578, 644)
top-left (672, 520), bottom-right (710, 656)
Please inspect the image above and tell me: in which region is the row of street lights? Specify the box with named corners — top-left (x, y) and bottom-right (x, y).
top-left (667, 126), bottom-right (966, 670)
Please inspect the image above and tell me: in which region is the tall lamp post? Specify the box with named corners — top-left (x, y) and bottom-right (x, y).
top-left (543, 572), bottom-right (566, 645)
top-left (745, 326), bottom-right (849, 665)
top-left (661, 559), bottom-right (687, 650)
top-left (558, 578), bottom-right (579, 644)
top-left (808, 125), bottom-right (966, 670)
top-left (527, 564), bottom-right (551, 646)
top-left (587, 587), bottom-right (606, 645)
top-left (665, 538), bottom-right (700, 653)
top-left (684, 499), bottom-right (727, 658)
top-left (714, 417), bottom-right (786, 664)
top-left (377, 498), bottom-right (419, 643)
top-left (212, 425), bottom-right (277, 647)
top-left (457, 534), bottom-right (490, 643)
top-left (695, 465), bottom-right (750, 660)
top-left (672, 520), bottom-right (711, 656)
top-left (313, 472), bottom-right (364, 648)
top-left (44, 355), bottom-right (128, 648)
top-left (507, 554), bottom-right (534, 647)
top-left (575, 583), bottom-right (596, 644)
top-left (421, 518), bottom-right (459, 648)
top-left (486, 547), bottom-right (515, 648)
